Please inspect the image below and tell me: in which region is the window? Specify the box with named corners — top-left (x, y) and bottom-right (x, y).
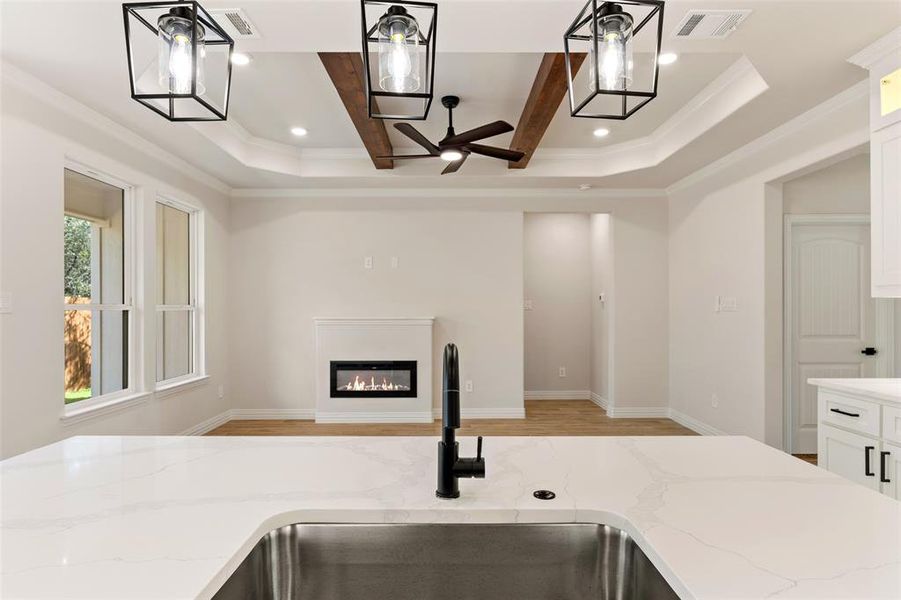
top-left (63, 167), bottom-right (133, 407)
top-left (156, 199), bottom-right (201, 385)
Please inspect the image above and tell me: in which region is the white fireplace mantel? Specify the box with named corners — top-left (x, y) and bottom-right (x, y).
top-left (313, 317), bottom-right (435, 423)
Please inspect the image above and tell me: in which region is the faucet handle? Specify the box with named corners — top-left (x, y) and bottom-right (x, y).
top-left (476, 436), bottom-right (483, 460)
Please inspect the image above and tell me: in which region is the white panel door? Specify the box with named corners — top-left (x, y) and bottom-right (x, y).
top-left (818, 424), bottom-right (879, 491)
top-left (788, 221), bottom-right (892, 453)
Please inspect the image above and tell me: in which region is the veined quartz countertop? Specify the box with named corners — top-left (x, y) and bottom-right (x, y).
top-left (2, 435), bottom-right (899, 599)
top-left (808, 378), bottom-right (901, 403)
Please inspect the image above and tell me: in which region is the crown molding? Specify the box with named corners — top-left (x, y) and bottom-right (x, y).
top-left (848, 26), bottom-right (901, 69)
top-left (666, 80), bottom-right (869, 195)
top-left (230, 187), bottom-right (667, 199)
top-left (0, 61), bottom-right (231, 195)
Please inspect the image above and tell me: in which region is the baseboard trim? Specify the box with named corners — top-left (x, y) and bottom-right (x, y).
top-left (524, 390), bottom-right (592, 400)
top-left (178, 410), bottom-right (232, 435)
top-left (668, 408), bottom-right (728, 436)
top-left (607, 406), bottom-right (670, 418)
top-left (315, 411), bottom-right (432, 424)
top-left (589, 392), bottom-right (609, 411)
top-left (231, 408), bottom-right (316, 420)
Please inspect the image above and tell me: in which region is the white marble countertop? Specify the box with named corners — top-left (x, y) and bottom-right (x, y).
top-left (808, 378), bottom-right (901, 403)
top-left (2, 435), bottom-right (900, 599)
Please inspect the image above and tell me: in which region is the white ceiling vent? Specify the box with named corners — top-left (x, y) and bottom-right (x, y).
top-left (672, 9), bottom-right (751, 39)
top-left (209, 8), bottom-right (261, 40)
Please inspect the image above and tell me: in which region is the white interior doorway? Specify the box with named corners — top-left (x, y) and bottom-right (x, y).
top-left (522, 213), bottom-right (612, 408)
top-left (784, 215), bottom-right (896, 454)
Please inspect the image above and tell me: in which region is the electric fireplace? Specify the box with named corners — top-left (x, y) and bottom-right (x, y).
top-left (330, 361), bottom-right (417, 398)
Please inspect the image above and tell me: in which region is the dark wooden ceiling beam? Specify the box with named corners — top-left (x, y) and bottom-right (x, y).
top-left (508, 53), bottom-right (586, 169)
top-left (318, 52), bottom-right (394, 170)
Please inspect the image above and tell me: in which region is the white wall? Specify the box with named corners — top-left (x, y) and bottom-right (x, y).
top-left (227, 194), bottom-right (669, 416)
top-left (0, 75), bottom-right (231, 458)
top-left (228, 206), bottom-right (524, 415)
top-left (669, 84), bottom-right (870, 445)
top-left (523, 213), bottom-right (591, 394)
top-left (590, 214), bottom-right (613, 402)
top-left (783, 153), bottom-right (871, 214)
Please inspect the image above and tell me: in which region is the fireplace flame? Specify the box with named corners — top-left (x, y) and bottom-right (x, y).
top-left (341, 374), bottom-right (410, 391)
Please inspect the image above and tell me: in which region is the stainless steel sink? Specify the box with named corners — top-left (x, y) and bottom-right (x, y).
top-left (212, 523), bottom-right (680, 600)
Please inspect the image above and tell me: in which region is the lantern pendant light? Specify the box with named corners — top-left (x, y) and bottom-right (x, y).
top-left (564, 0), bottom-right (665, 120)
top-left (123, 1), bottom-right (234, 121)
top-left (361, 1), bottom-right (437, 120)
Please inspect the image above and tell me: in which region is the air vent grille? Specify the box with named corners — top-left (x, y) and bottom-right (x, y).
top-left (209, 8), bottom-right (261, 39)
top-left (672, 9), bottom-right (751, 39)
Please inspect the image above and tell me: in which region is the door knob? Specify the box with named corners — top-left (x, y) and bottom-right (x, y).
top-left (861, 347), bottom-right (878, 356)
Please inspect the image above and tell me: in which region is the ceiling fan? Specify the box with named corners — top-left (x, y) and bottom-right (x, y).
top-left (380, 95), bottom-right (525, 174)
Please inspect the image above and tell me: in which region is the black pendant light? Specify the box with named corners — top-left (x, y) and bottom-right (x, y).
top-left (123, 1), bottom-right (235, 121)
top-left (564, 0), bottom-right (664, 120)
top-left (360, 0), bottom-right (437, 120)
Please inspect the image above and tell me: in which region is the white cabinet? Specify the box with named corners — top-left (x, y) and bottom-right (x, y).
top-left (870, 121), bottom-right (901, 297)
top-left (818, 424), bottom-right (880, 491)
top-left (881, 441), bottom-right (901, 500)
top-left (849, 28), bottom-right (901, 297)
top-left (815, 380), bottom-right (901, 499)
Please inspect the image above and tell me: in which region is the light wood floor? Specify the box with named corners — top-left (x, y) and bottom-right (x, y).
top-left (206, 400), bottom-right (818, 465)
top-left (207, 400), bottom-right (695, 437)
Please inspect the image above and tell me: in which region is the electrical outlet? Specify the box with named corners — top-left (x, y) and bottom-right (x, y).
top-left (218, 385), bottom-right (225, 399)
top-left (364, 256), bottom-right (373, 269)
top-left (464, 380), bottom-right (473, 393)
top-left (391, 256), bottom-right (399, 269)
top-left (558, 367), bottom-right (567, 378)
top-left (711, 393), bottom-right (719, 408)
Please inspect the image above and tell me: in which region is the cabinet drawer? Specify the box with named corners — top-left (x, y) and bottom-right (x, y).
top-left (819, 391), bottom-right (880, 437)
top-left (882, 405), bottom-right (901, 444)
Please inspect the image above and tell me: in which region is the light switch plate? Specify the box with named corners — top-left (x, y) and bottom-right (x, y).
top-left (0, 292), bottom-right (10, 314)
top-left (364, 256), bottom-right (373, 269)
top-left (464, 380), bottom-right (473, 393)
top-left (391, 256), bottom-right (399, 269)
top-left (524, 300), bottom-right (534, 311)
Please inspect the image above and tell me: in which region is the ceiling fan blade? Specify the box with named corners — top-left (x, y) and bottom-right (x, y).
top-left (443, 120), bottom-right (514, 146)
top-left (464, 143), bottom-right (525, 162)
top-left (394, 123), bottom-right (440, 155)
top-left (376, 154), bottom-right (436, 159)
top-left (440, 153), bottom-right (469, 175)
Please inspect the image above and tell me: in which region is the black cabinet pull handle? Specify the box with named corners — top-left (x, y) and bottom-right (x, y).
top-left (865, 446), bottom-right (875, 476)
top-left (830, 408), bottom-right (860, 418)
top-left (861, 347), bottom-right (878, 356)
top-left (881, 451), bottom-right (891, 483)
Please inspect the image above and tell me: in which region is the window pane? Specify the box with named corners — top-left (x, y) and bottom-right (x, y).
top-left (64, 309), bottom-right (129, 403)
top-left (64, 169), bottom-right (125, 305)
top-left (156, 203), bottom-right (191, 305)
top-left (156, 310), bottom-right (193, 382)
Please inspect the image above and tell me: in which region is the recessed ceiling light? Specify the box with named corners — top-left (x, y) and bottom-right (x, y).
top-left (658, 52), bottom-right (678, 65)
top-left (440, 149), bottom-right (464, 162)
top-left (593, 128), bottom-right (610, 138)
top-left (231, 52), bottom-right (252, 66)
top-left (290, 127), bottom-right (308, 137)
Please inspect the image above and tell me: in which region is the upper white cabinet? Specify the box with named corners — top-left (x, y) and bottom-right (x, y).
top-left (850, 27), bottom-right (901, 297)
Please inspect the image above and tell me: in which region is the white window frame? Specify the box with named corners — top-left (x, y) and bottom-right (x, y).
top-left (154, 194), bottom-right (205, 391)
top-left (62, 160), bottom-right (143, 421)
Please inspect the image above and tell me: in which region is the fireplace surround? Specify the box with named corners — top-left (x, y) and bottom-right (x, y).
top-left (314, 318), bottom-right (434, 423)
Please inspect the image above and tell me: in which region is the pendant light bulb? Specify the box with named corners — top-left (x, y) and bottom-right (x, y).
top-left (587, 3), bottom-right (633, 93)
top-left (158, 7), bottom-right (205, 95)
top-left (377, 6), bottom-right (421, 93)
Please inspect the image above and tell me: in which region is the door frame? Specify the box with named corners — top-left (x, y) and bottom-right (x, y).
top-left (782, 214), bottom-right (894, 453)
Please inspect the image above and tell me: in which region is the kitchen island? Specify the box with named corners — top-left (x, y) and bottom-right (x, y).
top-left (2, 435), bottom-right (899, 599)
